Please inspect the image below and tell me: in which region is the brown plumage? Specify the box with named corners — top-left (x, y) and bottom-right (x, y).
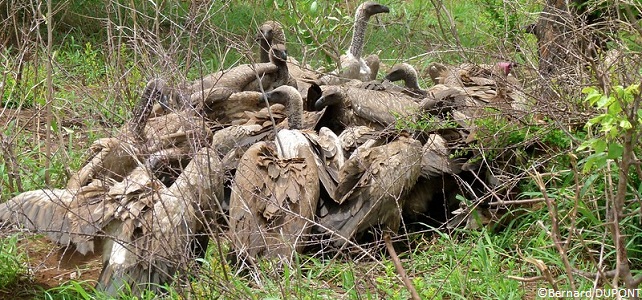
top-left (0, 182), bottom-right (111, 255)
top-left (228, 140), bottom-right (319, 262)
top-left (0, 80), bottom-right (213, 256)
top-left (228, 85), bottom-right (321, 263)
top-left (314, 85), bottom-right (420, 132)
top-left (255, 20), bottom-right (323, 101)
top-left (401, 134), bottom-right (461, 227)
top-left (67, 79), bottom-right (163, 190)
top-left (96, 145), bottom-right (225, 295)
top-left (256, 21), bottom-right (286, 64)
top-left (186, 44), bottom-right (290, 94)
top-left (317, 135), bottom-right (422, 246)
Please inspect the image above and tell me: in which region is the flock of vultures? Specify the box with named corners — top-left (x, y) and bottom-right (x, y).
top-left (0, 1), bottom-right (531, 296)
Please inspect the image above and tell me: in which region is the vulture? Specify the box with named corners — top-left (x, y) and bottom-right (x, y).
top-left (402, 134), bottom-right (464, 230)
top-left (186, 43), bottom-right (291, 95)
top-left (0, 78), bottom-right (218, 295)
top-left (0, 79), bottom-right (190, 257)
top-left (256, 20), bottom-right (286, 64)
top-left (339, 1), bottom-right (390, 81)
top-left (383, 63), bottom-right (427, 98)
top-left (313, 84), bottom-right (420, 132)
top-left (228, 86), bottom-right (320, 263)
top-left (255, 20), bottom-right (319, 101)
top-left (317, 135), bottom-right (422, 246)
top-left (428, 62), bottom-right (514, 87)
top-left (0, 182), bottom-right (109, 255)
top-left (97, 144), bottom-right (225, 295)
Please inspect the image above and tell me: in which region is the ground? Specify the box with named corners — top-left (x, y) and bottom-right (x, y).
top-left (0, 235), bottom-right (102, 300)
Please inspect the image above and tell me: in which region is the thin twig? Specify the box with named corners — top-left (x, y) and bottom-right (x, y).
top-left (383, 233), bottom-right (420, 300)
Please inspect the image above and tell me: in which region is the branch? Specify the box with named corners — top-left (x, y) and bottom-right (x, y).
top-left (383, 233), bottom-right (420, 300)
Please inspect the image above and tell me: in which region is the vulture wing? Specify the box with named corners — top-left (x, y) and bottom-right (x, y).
top-left (229, 140), bottom-right (320, 262)
top-left (97, 147), bottom-right (224, 296)
top-left (319, 137), bottom-right (422, 246)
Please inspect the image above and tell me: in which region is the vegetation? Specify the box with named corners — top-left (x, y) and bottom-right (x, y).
top-left (1, 0), bottom-right (642, 299)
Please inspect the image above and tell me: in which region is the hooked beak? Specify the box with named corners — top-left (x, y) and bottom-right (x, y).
top-left (314, 95), bottom-right (328, 110)
top-left (255, 29), bottom-right (272, 42)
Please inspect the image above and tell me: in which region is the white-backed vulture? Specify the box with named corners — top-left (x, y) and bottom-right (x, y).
top-left (384, 63), bottom-right (427, 98)
top-left (314, 85), bottom-right (420, 132)
top-left (96, 145), bottom-right (225, 295)
top-left (255, 20), bottom-right (324, 102)
top-left (0, 182), bottom-right (110, 255)
top-left (256, 21), bottom-right (286, 64)
top-left (317, 135), bottom-right (422, 246)
top-left (0, 79), bottom-right (213, 257)
top-left (187, 43), bottom-right (290, 95)
top-left (228, 85), bottom-right (321, 263)
top-left (339, 1), bottom-right (389, 81)
top-left (428, 62), bottom-right (515, 87)
top-left (402, 134), bottom-right (460, 227)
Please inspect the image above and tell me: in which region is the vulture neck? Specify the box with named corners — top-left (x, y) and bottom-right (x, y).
top-left (348, 7), bottom-right (369, 59)
top-left (129, 82), bottom-right (158, 142)
top-left (259, 38), bottom-right (271, 63)
top-left (404, 67), bottom-right (421, 90)
top-left (287, 94), bottom-right (304, 130)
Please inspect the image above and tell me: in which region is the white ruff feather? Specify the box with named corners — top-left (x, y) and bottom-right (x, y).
top-left (276, 129), bottom-right (310, 159)
top-left (110, 242), bottom-right (129, 265)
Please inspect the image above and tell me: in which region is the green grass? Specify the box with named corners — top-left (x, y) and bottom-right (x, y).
top-left (0, 234), bottom-right (26, 289)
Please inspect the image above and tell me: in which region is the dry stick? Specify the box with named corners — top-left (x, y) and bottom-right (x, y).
top-left (531, 170), bottom-right (578, 295)
top-left (507, 275), bottom-right (545, 282)
top-left (563, 155), bottom-right (581, 253)
top-left (382, 234), bottom-right (420, 300)
top-left (44, 0), bottom-right (53, 185)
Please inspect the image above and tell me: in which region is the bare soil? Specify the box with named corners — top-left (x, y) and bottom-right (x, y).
top-left (0, 235), bottom-right (102, 299)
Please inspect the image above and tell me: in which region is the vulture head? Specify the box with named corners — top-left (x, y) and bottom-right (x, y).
top-left (428, 62), bottom-right (449, 85)
top-left (269, 43), bottom-right (288, 64)
top-left (495, 62), bottom-right (517, 76)
top-left (360, 1), bottom-right (390, 18)
top-left (263, 85), bottom-right (304, 129)
top-left (256, 20), bottom-right (285, 44)
top-left (256, 21), bottom-right (286, 63)
top-left (314, 86), bottom-right (344, 110)
top-left (384, 63), bottom-right (418, 83)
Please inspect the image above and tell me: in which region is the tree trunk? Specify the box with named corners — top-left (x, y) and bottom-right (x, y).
top-left (534, 0), bottom-right (577, 77)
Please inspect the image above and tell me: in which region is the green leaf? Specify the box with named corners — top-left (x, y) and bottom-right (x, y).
top-left (583, 88), bottom-right (601, 105)
top-left (593, 138), bottom-right (607, 153)
top-left (626, 83), bottom-right (640, 95)
top-left (309, 1), bottom-right (318, 14)
top-left (587, 115), bottom-right (604, 127)
top-left (581, 86), bottom-right (597, 94)
top-left (608, 99), bottom-right (622, 114)
top-left (619, 119), bottom-right (632, 130)
top-left (596, 94), bottom-right (611, 109)
top-left (607, 143), bottom-right (623, 159)
top-left (582, 152), bottom-right (607, 172)
top-left (50, 118), bottom-right (58, 132)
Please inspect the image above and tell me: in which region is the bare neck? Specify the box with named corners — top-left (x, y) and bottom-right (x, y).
top-left (348, 8), bottom-right (369, 59)
top-left (288, 95), bottom-right (303, 130)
